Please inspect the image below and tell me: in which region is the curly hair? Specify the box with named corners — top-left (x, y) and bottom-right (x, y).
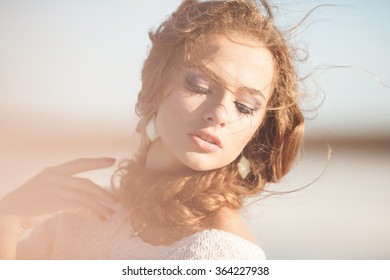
top-left (113, 0), bottom-right (304, 238)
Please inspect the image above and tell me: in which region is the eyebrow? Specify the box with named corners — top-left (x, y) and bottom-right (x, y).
top-left (239, 87), bottom-right (266, 101)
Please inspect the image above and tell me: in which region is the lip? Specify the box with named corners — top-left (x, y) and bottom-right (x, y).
top-left (189, 130), bottom-right (223, 152)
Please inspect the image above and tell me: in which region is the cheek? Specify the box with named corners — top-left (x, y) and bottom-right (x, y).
top-left (240, 127), bottom-right (258, 147)
top-left (163, 91), bottom-right (203, 117)
top-left (156, 91), bottom-right (199, 130)
top-left (234, 115), bottom-right (263, 149)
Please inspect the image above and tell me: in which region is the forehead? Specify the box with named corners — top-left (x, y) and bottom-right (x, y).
top-left (194, 35), bottom-right (275, 98)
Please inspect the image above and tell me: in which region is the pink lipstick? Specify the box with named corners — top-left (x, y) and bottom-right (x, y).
top-left (189, 130), bottom-right (222, 152)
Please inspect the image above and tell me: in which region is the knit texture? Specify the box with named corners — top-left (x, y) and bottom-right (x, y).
top-left (16, 206), bottom-right (265, 260)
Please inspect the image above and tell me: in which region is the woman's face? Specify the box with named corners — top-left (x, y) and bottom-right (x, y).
top-left (147, 35), bottom-right (275, 172)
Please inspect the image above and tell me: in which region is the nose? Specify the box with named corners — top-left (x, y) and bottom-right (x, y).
top-left (202, 96), bottom-right (229, 127)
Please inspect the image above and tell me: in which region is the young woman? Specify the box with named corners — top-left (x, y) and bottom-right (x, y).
top-left (0, 0), bottom-right (304, 259)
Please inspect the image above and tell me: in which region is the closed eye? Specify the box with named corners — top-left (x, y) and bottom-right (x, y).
top-left (185, 80), bottom-right (212, 95)
top-left (234, 101), bottom-right (257, 116)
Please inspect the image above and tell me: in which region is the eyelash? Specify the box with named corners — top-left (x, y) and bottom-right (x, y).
top-left (185, 82), bottom-right (211, 95)
top-left (185, 80), bottom-right (257, 116)
top-left (234, 101), bottom-right (257, 116)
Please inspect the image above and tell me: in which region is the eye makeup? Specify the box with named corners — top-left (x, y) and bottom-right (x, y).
top-left (184, 69), bottom-right (212, 95)
top-left (183, 68), bottom-right (265, 116)
top-left (236, 87), bottom-right (264, 105)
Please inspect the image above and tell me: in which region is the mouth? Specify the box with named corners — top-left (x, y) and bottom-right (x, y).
top-left (190, 130), bottom-right (223, 150)
top-left (198, 134), bottom-right (218, 146)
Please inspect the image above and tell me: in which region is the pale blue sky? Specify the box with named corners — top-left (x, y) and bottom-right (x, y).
top-left (1, 0), bottom-right (389, 138)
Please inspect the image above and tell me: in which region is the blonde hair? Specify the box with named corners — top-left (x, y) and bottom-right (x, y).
top-left (113, 0), bottom-right (304, 236)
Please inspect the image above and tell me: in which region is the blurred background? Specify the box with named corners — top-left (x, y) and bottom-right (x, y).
top-left (0, 0), bottom-right (389, 259)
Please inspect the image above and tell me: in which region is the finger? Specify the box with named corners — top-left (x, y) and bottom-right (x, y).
top-left (67, 206), bottom-right (109, 222)
top-left (53, 186), bottom-right (115, 219)
top-left (49, 157), bottom-right (116, 176)
top-left (58, 198), bottom-right (113, 222)
top-left (59, 176), bottom-right (118, 205)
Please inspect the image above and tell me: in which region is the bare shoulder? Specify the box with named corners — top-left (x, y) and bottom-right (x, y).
top-left (213, 208), bottom-right (257, 244)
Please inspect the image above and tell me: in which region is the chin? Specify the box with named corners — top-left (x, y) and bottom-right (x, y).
top-left (182, 156), bottom-right (227, 172)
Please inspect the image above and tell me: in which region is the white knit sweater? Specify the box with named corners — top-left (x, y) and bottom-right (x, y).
top-left (16, 206), bottom-right (265, 260)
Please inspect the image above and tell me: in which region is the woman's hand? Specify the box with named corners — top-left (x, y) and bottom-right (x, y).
top-left (0, 157), bottom-right (119, 237)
